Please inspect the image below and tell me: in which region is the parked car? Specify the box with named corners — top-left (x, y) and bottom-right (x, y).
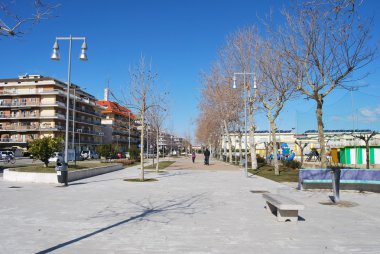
top-left (80, 150), bottom-right (99, 159)
top-left (48, 152), bottom-right (64, 164)
top-left (0, 151), bottom-right (14, 159)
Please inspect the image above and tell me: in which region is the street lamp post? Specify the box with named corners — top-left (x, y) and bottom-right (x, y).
top-left (71, 86), bottom-right (76, 150)
top-left (51, 34), bottom-right (87, 186)
top-left (146, 124), bottom-right (149, 158)
top-left (77, 128), bottom-right (82, 152)
top-left (116, 135), bottom-right (120, 148)
top-left (233, 72), bottom-right (256, 177)
top-left (128, 111), bottom-right (131, 151)
top-left (171, 135), bottom-right (173, 156)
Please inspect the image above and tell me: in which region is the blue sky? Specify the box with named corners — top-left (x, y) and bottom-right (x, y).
top-left (1, 0), bottom-right (380, 140)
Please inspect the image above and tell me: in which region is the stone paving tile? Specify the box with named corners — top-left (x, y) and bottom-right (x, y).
top-left (0, 157), bottom-right (379, 253)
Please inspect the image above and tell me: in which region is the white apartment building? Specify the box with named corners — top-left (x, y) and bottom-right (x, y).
top-left (0, 75), bottom-right (104, 153)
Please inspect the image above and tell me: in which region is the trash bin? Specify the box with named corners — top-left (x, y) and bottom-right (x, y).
top-left (330, 168), bottom-right (341, 202)
top-left (55, 163), bottom-right (68, 185)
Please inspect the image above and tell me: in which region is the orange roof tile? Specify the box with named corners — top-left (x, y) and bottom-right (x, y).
top-left (96, 100), bottom-right (137, 120)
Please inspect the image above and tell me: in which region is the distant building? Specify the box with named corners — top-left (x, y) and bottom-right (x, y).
top-left (221, 129), bottom-right (380, 157)
top-left (96, 88), bottom-right (138, 152)
top-left (0, 75), bottom-right (103, 153)
top-left (157, 132), bottom-right (183, 155)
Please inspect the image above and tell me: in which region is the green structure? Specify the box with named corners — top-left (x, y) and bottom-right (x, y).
top-left (339, 146), bottom-right (380, 165)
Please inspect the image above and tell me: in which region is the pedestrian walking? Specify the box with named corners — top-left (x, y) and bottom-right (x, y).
top-left (191, 151), bottom-right (196, 163)
top-left (204, 148), bottom-right (210, 165)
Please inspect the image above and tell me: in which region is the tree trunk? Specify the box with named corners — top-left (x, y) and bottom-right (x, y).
top-left (269, 118), bottom-right (279, 175)
top-left (140, 109), bottom-right (145, 181)
top-left (365, 140), bottom-right (370, 169)
top-left (223, 120), bottom-right (233, 163)
top-left (295, 141), bottom-right (307, 165)
top-left (316, 98), bottom-right (327, 168)
top-left (238, 132), bottom-right (243, 164)
top-left (156, 131), bottom-right (160, 173)
top-left (249, 100), bottom-right (258, 170)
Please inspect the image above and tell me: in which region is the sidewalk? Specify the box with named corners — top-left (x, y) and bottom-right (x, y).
top-left (0, 157), bottom-right (379, 253)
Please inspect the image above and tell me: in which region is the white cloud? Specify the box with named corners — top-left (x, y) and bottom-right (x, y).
top-left (357, 105), bottom-right (380, 123)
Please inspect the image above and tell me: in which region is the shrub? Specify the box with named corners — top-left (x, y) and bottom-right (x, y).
top-left (256, 155), bottom-right (266, 164)
top-left (96, 144), bottom-right (119, 159)
top-left (27, 136), bottom-right (63, 167)
top-left (128, 145), bottom-right (140, 160)
top-left (113, 159), bottom-right (135, 166)
top-left (282, 160), bottom-right (301, 169)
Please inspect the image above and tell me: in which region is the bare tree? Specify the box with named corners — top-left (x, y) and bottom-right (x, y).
top-left (351, 131), bottom-right (377, 169)
top-left (195, 106), bottom-right (223, 158)
top-left (117, 55), bottom-right (158, 181)
top-left (0, 0), bottom-right (59, 37)
top-left (220, 26), bottom-right (260, 169)
top-left (199, 63), bottom-right (241, 163)
top-left (146, 93), bottom-right (168, 173)
top-left (295, 140), bottom-right (308, 165)
top-left (282, 0), bottom-right (376, 168)
top-left (255, 35), bottom-right (298, 175)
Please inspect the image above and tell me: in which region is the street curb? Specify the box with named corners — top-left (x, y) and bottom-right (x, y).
top-left (3, 164), bottom-right (124, 184)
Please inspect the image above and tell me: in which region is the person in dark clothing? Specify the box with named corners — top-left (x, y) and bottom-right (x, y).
top-left (191, 151), bottom-right (196, 163)
top-left (204, 148), bottom-right (210, 165)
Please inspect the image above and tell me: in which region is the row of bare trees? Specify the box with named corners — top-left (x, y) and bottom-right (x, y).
top-left (196, 0), bottom-right (376, 172)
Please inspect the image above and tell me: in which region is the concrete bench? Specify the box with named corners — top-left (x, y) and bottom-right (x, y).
top-left (262, 193), bottom-right (305, 222)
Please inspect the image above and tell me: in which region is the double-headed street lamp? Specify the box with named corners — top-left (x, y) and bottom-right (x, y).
top-left (51, 35), bottom-right (87, 186)
top-left (233, 72), bottom-right (256, 177)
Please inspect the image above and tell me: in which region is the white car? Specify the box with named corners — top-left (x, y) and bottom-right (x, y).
top-left (48, 152), bottom-right (64, 163)
top-left (0, 151), bottom-right (14, 159)
top-left (80, 150), bottom-right (99, 159)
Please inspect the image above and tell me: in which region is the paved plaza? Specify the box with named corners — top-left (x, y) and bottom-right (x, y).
top-left (1, 157), bottom-right (380, 253)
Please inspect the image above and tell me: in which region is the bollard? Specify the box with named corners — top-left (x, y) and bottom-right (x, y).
top-left (330, 168), bottom-right (341, 202)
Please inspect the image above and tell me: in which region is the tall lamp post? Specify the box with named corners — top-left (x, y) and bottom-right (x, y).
top-left (128, 111), bottom-right (131, 151)
top-left (171, 135), bottom-right (173, 156)
top-left (51, 35), bottom-right (87, 186)
top-left (77, 128), bottom-right (82, 152)
top-left (233, 72), bottom-right (256, 177)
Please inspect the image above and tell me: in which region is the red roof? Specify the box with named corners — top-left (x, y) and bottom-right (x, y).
top-left (96, 100), bottom-right (137, 120)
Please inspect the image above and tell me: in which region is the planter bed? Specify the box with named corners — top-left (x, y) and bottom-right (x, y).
top-left (3, 164), bottom-right (123, 184)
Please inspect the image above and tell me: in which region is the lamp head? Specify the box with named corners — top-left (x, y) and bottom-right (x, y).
top-left (50, 41), bottom-right (60, 60)
top-left (80, 40), bottom-right (88, 61)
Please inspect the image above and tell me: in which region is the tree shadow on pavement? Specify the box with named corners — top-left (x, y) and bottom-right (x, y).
top-left (36, 193), bottom-right (209, 254)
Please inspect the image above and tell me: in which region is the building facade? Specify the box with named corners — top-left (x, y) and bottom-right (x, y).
top-left (0, 75), bottom-right (103, 153)
top-left (96, 89), bottom-right (138, 152)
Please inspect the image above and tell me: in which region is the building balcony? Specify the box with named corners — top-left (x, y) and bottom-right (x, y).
top-left (71, 105), bottom-right (103, 117)
top-left (0, 88), bottom-right (65, 96)
top-left (73, 117), bottom-right (102, 126)
top-left (0, 138), bottom-right (27, 143)
top-left (0, 113), bottom-right (66, 120)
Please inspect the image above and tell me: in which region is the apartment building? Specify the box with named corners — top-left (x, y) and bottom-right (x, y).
top-left (157, 132), bottom-right (183, 155)
top-left (0, 75), bottom-right (103, 152)
top-left (96, 88), bottom-right (139, 152)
